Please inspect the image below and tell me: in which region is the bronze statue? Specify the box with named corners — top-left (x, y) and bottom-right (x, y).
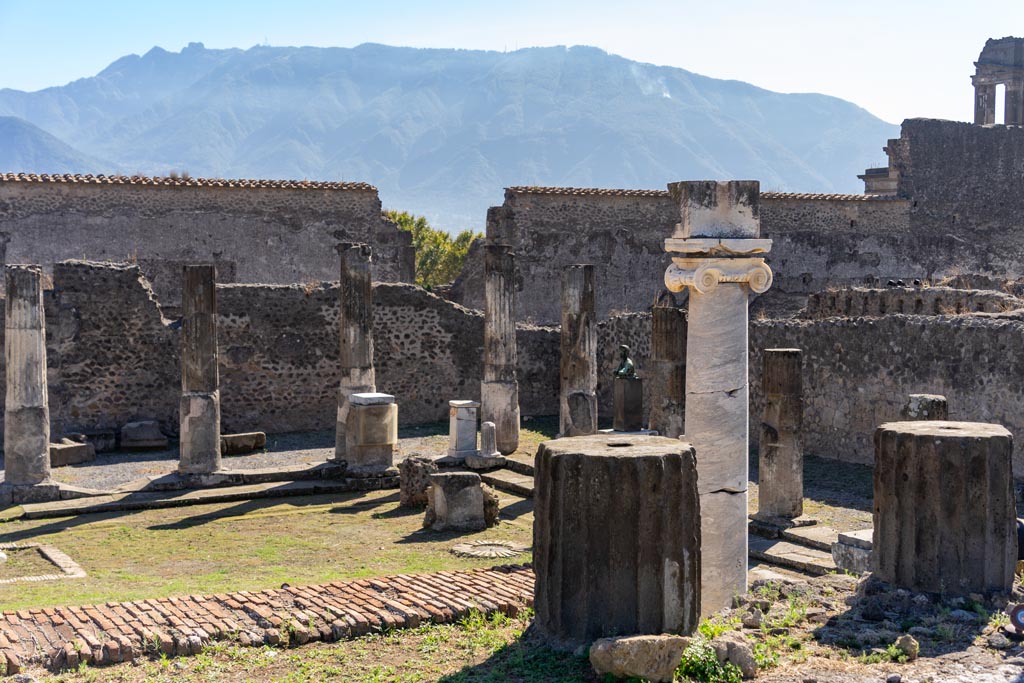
top-left (613, 344), bottom-right (637, 379)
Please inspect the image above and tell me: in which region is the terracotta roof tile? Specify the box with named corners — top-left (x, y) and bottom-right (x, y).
top-left (0, 172), bottom-right (376, 192)
top-left (506, 186), bottom-right (901, 202)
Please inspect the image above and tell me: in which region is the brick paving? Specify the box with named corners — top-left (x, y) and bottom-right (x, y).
top-left (0, 564), bottom-right (534, 674)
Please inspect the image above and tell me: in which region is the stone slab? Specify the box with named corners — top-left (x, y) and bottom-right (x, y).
top-left (748, 536), bottom-right (835, 576)
top-left (120, 420), bottom-right (168, 450)
top-left (838, 528), bottom-right (873, 550)
top-left (49, 440), bottom-right (96, 467)
top-left (479, 469), bottom-right (535, 497)
top-left (502, 452), bottom-right (536, 477)
top-left (780, 524), bottom-right (839, 552)
top-left (350, 392), bottom-right (395, 405)
top-left (221, 432), bottom-right (267, 456)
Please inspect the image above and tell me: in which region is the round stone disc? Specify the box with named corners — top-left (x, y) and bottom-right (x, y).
top-left (450, 540), bottom-right (529, 558)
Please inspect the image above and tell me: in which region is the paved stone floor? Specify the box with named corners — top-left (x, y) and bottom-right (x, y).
top-left (0, 564), bottom-right (533, 674)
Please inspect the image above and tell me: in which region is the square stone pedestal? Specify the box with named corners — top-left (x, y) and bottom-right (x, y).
top-left (446, 400), bottom-right (480, 462)
top-left (613, 377), bottom-right (643, 431)
top-left (345, 393), bottom-right (398, 476)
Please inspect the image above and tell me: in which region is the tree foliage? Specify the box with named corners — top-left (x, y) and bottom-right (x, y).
top-left (386, 210), bottom-right (482, 290)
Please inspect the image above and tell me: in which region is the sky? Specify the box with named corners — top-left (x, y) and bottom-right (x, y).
top-left (0, 0), bottom-right (1020, 124)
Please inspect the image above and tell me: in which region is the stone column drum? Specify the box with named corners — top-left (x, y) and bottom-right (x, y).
top-left (481, 243), bottom-right (520, 454)
top-left (873, 421), bottom-right (1017, 595)
top-left (756, 348), bottom-right (803, 520)
top-left (179, 264), bottom-right (221, 474)
top-left (335, 243), bottom-right (376, 461)
top-left (648, 304), bottom-right (687, 438)
top-left (559, 264), bottom-right (597, 437)
top-left (533, 434), bottom-right (701, 649)
top-left (664, 180), bottom-right (773, 614)
top-left (4, 265), bottom-right (51, 487)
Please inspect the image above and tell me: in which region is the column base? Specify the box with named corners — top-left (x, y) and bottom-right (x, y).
top-left (481, 380), bottom-right (520, 455)
top-left (333, 381), bottom-right (376, 460)
top-left (179, 391), bottom-right (222, 475)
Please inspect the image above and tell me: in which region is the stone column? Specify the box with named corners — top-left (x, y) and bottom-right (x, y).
top-left (873, 421), bottom-right (1016, 595)
top-left (559, 264), bottom-right (597, 437)
top-left (755, 348), bottom-right (804, 521)
top-left (533, 434), bottom-right (701, 649)
top-left (1007, 81), bottom-right (1024, 126)
top-left (481, 242), bottom-right (520, 454)
top-left (974, 82), bottom-right (996, 125)
top-left (664, 180), bottom-right (773, 615)
top-left (901, 393), bottom-right (948, 420)
top-left (648, 304), bottom-right (687, 438)
top-left (334, 243), bottom-right (376, 461)
top-left (179, 264), bottom-right (221, 474)
top-left (3, 265), bottom-right (51, 487)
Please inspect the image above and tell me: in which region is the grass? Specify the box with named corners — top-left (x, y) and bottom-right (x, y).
top-left (27, 608), bottom-right (598, 683)
top-left (0, 544), bottom-right (61, 579)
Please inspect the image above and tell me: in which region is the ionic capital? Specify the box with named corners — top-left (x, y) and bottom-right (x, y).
top-left (664, 257), bottom-right (773, 295)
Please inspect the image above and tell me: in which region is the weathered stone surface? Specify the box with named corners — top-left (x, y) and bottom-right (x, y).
top-left (179, 391), bottom-right (221, 474)
top-left (481, 242), bottom-right (520, 454)
top-left (901, 394), bottom-right (948, 421)
top-left (423, 472), bottom-right (486, 532)
top-left (220, 432), bottom-right (267, 456)
top-left (466, 421), bottom-right (506, 470)
top-left (335, 243), bottom-right (376, 460)
top-left (873, 421), bottom-right (1016, 595)
top-left (613, 377), bottom-right (643, 431)
top-left (345, 394), bottom-right (397, 475)
top-left (589, 635), bottom-right (691, 683)
top-left (831, 529), bottom-right (873, 575)
top-left (533, 434), bottom-right (701, 648)
top-left (4, 265), bottom-right (51, 487)
top-left (756, 348), bottom-right (804, 520)
top-left (559, 264), bottom-right (597, 437)
top-left (447, 400), bottom-right (480, 460)
top-left (49, 439), bottom-right (96, 467)
top-left (179, 264), bottom-right (222, 475)
top-left (398, 455), bottom-right (438, 507)
top-left (119, 420), bottom-right (168, 450)
top-left (710, 631), bottom-right (758, 679)
top-left (648, 304), bottom-right (686, 438)
top-left (482, 483), bottom-right (500, 527)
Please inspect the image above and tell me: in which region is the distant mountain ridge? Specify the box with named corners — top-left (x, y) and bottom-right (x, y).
top-left (0, 42), bottom-right (898, 229)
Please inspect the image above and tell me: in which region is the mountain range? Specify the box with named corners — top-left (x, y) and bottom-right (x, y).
top-left (0, 42), bottom-right (899, 229)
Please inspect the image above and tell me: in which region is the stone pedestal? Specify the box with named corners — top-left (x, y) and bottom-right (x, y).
top-left (664, 180), bottom-right (772, 615)
top-left (613, 377), bottom-right (643, 431)
top-left (873, 421), bottom-right (1016, 595)
top-left (179, 264), bottom-right (221, 475)
top-left (466, 421), bottom-right (506, 470)
top-left (345, 393), bottom-right (398, 475)
top-left (447, 400), bottom-right (480, 461)
top-left (424, 472), bottom-right (487, 531)
top-left (755, 348), bottom-right (804, 521)
top-left (335, 243), bottom-right (377, 461)
top-left (560, 264), bottom-right (598, 437)
top-left (533, 434), bottom-right (701, 649)
top-left (901, 394), bottom-right (948, 421)
top-left (3, 265), bottom-right (51, 487)
top-left (648, 305), bottom-right (687, 438)
top-left (482, 243), bottom-right (520, 454)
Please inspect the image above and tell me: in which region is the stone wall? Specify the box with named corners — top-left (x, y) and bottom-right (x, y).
top-left (0, 175), bottom-right (415, 304)
top-left (803, 286), bottom-right (1023, 318)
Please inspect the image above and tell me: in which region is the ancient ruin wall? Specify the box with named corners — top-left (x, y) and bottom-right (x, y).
top-left (450, 188), bottom-right (913, 321)
top-left (0, 176), bottom-right (414, 303)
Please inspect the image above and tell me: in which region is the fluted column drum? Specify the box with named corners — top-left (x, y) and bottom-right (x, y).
top-left (533, 434), bottom-right (701, 648)
top-left (873, 421), bottom-right (1016, 595)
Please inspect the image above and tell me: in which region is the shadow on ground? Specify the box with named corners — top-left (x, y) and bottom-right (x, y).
top-left (436, 629), bottom-right (594, 682)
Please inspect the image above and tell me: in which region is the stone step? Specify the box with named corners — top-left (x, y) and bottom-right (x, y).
top-left (780, 524), bottom-right (840, 552)
top-left (503, 452), bottom-right (536, 477)
top-left (18, 477), bottom-right (398, 520)
top-left (748, 536), bottom-right (836, 576)
top-left (480, 469), bottom-right (535, 497)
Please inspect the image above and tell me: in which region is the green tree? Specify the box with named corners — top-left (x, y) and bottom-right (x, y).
top-left (386, 210), bottom-right (482, 290)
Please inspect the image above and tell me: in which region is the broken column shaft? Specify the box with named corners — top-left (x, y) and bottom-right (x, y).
top-left (756, 348), bottom-right (804, 520)
top-left (3, 265), bottom-right (51, 486)
top-left (648, 304), bottom-right (687, 438)
top-left (335, 243), bottom-right (376, 461)
top-left (179, 264), bottom-right (221, 474)
top-left (481, 242), bottom-right (520, 454)
top-left (664, 180), bottom-right (773, 615)
top-left (559, 264), bottom-right (597, 437)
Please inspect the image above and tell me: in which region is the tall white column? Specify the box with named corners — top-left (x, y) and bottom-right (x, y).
top-left (664, 180), bottom-right (773, 615)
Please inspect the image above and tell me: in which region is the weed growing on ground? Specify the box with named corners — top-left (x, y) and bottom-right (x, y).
top-left (698, 615), bottom-right (742, 640)
top-left (676, 638), bottom-right (742, 683)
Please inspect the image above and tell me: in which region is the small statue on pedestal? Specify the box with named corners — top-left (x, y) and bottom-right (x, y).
top-left (613, 345), bottom-right (637, 379)
top-left (612, 344), bottom-right (643, 431)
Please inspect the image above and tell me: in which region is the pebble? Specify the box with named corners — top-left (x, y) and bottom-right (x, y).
top-left (987, 632), bottom-right (1011, 650)
top-left (886, 675), bottom-right (902, 683)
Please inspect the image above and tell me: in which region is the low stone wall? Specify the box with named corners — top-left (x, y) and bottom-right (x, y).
top-left (803, 286), bottom-right (1023, 318)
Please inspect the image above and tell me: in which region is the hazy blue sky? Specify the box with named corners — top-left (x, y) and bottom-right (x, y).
top-left (0, 0), bottom-right (1020, 123)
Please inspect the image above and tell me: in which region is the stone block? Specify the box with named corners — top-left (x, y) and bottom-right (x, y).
top-left (346, 394), bottom-right (398, 474)
top-left (874, 421), bottom-right (1016, 595)
top-left (423, 472), bottom-right (486, 532)
top-left (534, 434), bottom-right (701, 648)
top-left (221, 432), bottom-right (267, 456)
top-left (667, 180), bottom-right (760, 239)
top-left (613, 377), bottom-right (643, 431)
top-left (590, 635), bottom-right (692, 683)
top-left (398, 455), bottom-right (438, 507)
top-left (179, 391), bottom-right (221, 474)
top-left (80, 430), bottom-right (117, 453)
top-left (49, 439), bottom-right (97, 467)
top-left (120, 420), bottom-right (168, 450)
top-left (447, 400), bottom-right (480, 460)
top-left (901, 394), bottom-right (948, 420)
top-left (832, 529), bottom-right (873, 575)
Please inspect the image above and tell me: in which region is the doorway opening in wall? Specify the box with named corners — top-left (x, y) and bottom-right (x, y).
top-left (996, 84), bottom-right (1006, 124)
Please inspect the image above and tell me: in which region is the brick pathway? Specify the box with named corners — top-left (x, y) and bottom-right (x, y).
top-left (0, 564), bottom-right (534, 674)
